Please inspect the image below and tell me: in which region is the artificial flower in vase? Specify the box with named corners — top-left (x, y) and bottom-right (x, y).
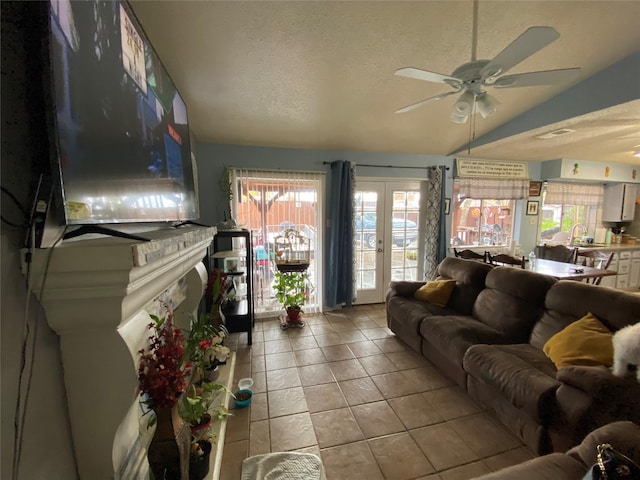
top-left (138, 309), bottom-right (192, 480)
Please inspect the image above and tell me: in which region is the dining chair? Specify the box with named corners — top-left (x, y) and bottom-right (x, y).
top-left (454, 248), bottom-right (487, 262)
top-left (488, 253), bottom-right (526, 268)
top-left (577, 250), bottom-right (615, 285)
top-left (540, 244), bottom-right (579, 264)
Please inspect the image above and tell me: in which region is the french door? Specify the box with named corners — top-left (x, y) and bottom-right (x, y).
top-left (354, 180), bottom-right (423, 304)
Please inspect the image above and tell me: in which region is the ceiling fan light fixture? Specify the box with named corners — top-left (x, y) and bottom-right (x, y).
top-left (453, 91), bottom-right (475, 116)
top-left (451, 111), bottom-right (469, 124)
top-left (476, 93), bottom-right (499, 118)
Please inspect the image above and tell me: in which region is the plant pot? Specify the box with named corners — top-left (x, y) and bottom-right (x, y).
top-left (204, 364), bottom-right (219, 382)
top-left (190, 413), bottom-right (212, 440)
top-left (286, 306), bottom-right (302, 323)
top-left (189, 440), bottom-right (212, 480)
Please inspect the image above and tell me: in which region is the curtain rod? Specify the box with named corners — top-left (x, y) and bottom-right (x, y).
top-left (322, 161), bottom-right (449, 170)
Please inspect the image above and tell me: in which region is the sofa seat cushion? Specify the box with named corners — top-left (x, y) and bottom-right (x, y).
top-left (387, 296), bottom-right (459, 347)
top-left (420, 315), bottom-right (506, 363)
top-left (463, 344), bottom-right (561, 424)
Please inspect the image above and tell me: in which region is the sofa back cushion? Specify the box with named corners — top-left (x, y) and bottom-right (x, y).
top-left (530, 281), bottom-right (640, 350)
top-left (473, 267), bottom-right (557, 343)
top-left (435, 257), bottom-right (494, 315)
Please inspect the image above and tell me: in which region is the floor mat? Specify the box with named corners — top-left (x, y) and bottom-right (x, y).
top-left (241, 452), bottom-right (322, 480)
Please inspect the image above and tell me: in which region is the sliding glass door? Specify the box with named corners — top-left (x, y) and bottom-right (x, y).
top-left (230, 169), bottom-right (324, 317)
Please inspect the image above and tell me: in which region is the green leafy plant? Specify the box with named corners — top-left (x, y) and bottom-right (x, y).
top-left (178, 381), bottom-right (232, 428)
top-left (185, 312), bottom-right (229, 377)
top-left (273, 271), bottom-right (311, 311)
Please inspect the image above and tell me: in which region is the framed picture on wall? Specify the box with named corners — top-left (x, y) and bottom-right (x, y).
top-left (529, 181), bottom-right (542, 197)
top-left (444, 198), bottom-right (451, 215)
top-left (526, 200), bottom-right (539, 216)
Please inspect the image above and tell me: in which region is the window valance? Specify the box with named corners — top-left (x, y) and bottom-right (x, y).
top-left (544, 182), bottom-right (604, 205)
top-left (456, 177), bottom-right (529, 200)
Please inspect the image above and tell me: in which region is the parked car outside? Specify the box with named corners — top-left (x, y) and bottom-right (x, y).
top-left (355, 213), bottom-right (418, 248)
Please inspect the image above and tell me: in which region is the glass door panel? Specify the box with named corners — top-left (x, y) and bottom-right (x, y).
top-left (354, 181), bottom-right (423, 304)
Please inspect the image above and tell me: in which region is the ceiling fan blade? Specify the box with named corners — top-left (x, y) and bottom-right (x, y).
top-left (395, 67), bottom-right (462, 87)
top-left (395, 91), bottom-right (457, 114)
top-left (492, 68), bottom-right (581, 88)
top-left (480, 26), bottom-right (560, 78)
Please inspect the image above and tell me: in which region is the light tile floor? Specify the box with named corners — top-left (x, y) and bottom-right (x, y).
top-left (220, 304), bottom-right (535, 480)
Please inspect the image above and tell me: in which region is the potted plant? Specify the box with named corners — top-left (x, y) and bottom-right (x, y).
top-left (137, 307), bottom-right (192, 479)
top-left (273, 270), bottom-right (311, 323)
top-left (189, 437), bottom-right (213, 480)
top-left (178, 381), bottom-right (232, 436)
top-left (181, 382), bottom-right (233, 480)
top-left (185, 311), bottom-right (230, 382)
top-left (138, 309), bottom-right (192, 419)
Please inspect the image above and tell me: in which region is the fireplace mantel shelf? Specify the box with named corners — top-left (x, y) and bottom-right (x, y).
top-left (22, 225), bottom-right (216, 479)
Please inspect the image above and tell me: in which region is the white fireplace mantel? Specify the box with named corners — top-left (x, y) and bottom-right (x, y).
top-left (22, 225), bottom-right (216, 479)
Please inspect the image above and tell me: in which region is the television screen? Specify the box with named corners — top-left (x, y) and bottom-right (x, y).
top-left (47, 0), bottom-right (199, 224)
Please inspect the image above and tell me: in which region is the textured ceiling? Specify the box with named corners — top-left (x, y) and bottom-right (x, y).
top-left (130, 0), bottom-right (640, 165)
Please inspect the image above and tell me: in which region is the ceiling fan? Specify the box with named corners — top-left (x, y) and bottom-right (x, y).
top-left (394, 4), bottom-right (580, 123)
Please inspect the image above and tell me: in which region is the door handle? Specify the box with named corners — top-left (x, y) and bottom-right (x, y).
top-left (377, 248), bottom-right (383, 253)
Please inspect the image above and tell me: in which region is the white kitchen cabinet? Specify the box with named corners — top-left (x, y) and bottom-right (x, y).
top-left (630, 252), bottom-right (640, 288)
top-left (602, 183), bottom-right (637, 222)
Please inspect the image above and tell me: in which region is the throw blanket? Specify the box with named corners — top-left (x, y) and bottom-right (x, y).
top-left (241, 452), bottom-right (322, 480)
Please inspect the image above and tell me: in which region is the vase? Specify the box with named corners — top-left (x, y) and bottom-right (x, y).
top-left (189, 440), bottom-right (212, 480)
top-left (147, 406), bottom-right (190, 480)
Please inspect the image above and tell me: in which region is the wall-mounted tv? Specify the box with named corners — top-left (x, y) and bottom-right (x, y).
top-left (46, 0), bottom-right (199, 226)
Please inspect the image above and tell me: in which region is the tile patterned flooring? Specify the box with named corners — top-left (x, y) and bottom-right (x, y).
top-left (219, 304), bottom-right (535, 480)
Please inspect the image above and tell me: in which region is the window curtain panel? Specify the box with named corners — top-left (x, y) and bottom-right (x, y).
top-left (422, 166), bottom-right (447, 280)
top-left (325, 161), bottom-right (355, 308)
top-left (457, 177), bottom-right (529, 199)
top-left (544, 182), bottom-right (604, 205)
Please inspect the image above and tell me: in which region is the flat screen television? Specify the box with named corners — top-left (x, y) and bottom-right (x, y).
top-left (45, 0), bottom-right (199, 228)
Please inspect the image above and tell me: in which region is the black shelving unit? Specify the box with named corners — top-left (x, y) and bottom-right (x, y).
top-left (211, 229), bottom-right (254, 344)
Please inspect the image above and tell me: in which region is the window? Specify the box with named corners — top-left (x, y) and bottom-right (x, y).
top-left (450, 182), bottom-right (515, 247)
top-left (540, 182), bottom-right (603, 244)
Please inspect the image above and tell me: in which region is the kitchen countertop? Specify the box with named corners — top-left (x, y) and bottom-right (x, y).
top-left (539, 243), bottom-right (640, 252)
top-left (574, 243), bottom-right (640, 252)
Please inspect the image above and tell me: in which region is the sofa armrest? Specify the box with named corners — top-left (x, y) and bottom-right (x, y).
top-left (387, 281), bottom-right (425, 299)
top-left (553, 366), bottom-right (640, 450)
top-left (556, 366), bottom-right (634, 400)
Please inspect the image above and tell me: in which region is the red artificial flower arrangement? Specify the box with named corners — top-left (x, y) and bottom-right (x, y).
top-left (138, 309), bottom-right (192, 410)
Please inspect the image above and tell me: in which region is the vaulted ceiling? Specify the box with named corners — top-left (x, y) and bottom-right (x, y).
top-left (130, 1), bottom-right (640, 165)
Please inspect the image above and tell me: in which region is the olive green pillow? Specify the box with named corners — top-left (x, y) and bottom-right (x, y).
top-left (543, 312), bottom-right (614, 368)
top-left (414, 280), bottom-right (457, 307)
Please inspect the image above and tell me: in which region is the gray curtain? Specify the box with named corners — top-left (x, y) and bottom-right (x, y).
top-left (422, 166), bottom-right (447, 280)
top-left (325, 161), bottom-right (355, 307)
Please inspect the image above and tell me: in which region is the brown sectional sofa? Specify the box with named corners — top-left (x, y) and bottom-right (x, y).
top-left (473, 420), bottom-right (640, 480)
top-left (385, 257), bottom-right (640, 455)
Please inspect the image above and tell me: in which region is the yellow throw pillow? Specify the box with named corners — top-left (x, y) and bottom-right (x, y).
top-left (543, 312), bottom-right (614, 368)
top-left (414, 280), bottom-right (456, 307)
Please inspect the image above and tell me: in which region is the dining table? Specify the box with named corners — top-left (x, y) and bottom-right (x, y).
top-left (529, 258), bottom-right (618, 281)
